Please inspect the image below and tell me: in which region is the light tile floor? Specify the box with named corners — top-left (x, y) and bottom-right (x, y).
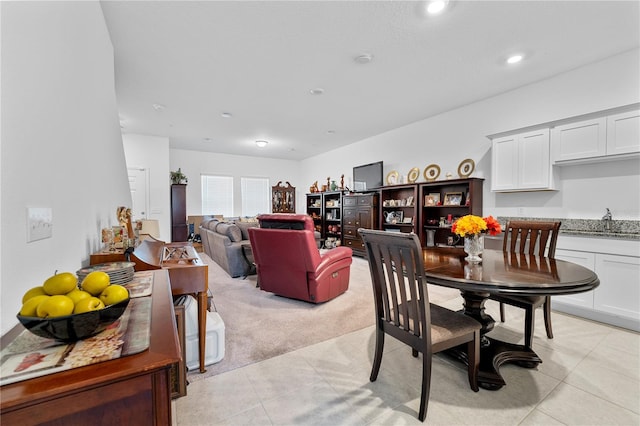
top-left (174, 287), bottom-right (640, 425)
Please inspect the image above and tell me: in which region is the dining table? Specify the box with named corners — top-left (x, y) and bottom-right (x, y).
top-left (421, 247), bottom-right (600, 390)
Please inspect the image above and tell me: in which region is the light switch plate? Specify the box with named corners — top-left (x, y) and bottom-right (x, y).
top-left (27, 207), bottom-right (53, 242)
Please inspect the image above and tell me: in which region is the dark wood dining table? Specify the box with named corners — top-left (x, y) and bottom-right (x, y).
top-left (421, 247), bottom-right (600, 390)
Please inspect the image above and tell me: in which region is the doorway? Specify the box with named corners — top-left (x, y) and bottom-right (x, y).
top-left (128, 167), bottom-right (149, 222)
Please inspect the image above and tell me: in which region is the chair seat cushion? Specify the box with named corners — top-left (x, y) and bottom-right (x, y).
top-left (429, 304), bottom-right (481, 344)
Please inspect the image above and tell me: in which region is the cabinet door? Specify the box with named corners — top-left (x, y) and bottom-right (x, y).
top-left (553, 117), bottom-right (606, 161)
top-left (554, 249), bottom-right (596, 308)
top-left (607, 109), bottom-right (640, 155)
top-left (593, 254), bottom-right (640, 321)
top-left (518, 128), bottom-right (550, 189)
top-left (491, 135), bottom-right (518, 191)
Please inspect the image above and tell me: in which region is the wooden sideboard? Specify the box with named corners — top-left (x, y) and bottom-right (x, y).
top-left (0, 270), bottom-right (180, 425)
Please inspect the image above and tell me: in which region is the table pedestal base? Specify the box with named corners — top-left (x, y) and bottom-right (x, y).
top-left (453, 290), bottom-right (543, 390)
top-left (446, 336), bottom-right (542, 390)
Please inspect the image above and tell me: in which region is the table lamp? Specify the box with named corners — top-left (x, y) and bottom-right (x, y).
top-left (139, 219), bottom-right (160, 241)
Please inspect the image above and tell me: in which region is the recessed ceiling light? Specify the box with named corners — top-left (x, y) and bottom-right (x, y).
top-left (203, 138), bottom-right (212, 142)
top-left (327, 130), bottom-right (336, 134)
top-left (255, 140), bottom-right (268, 148)
top-left (152, 103), bottom-right (165, 111)
top-left (309, 88), bottom-right (324, 95)
top-left (221, 112), bottom-right (232, 118)
top-left (354, 53), bottom-right (373, 64)
top-left (426, 0), bottom-right (449, 15)
top-left (506, 54), bottom-right (524, 65)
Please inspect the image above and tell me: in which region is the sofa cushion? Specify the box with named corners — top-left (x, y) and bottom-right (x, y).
top-left (202, 219), bottom-right (219, 230)
top-left (235, 221), bottom-right (258, 240)
top-left (216, 222), bottom-right (242, 242)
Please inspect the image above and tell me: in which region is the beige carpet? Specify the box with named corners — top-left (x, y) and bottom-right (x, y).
top-left (186, 252), bottom-right (376, 382)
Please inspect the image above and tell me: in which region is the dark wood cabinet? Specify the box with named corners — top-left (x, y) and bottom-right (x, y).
top-left (379, 184), bottom-right (419, 234)
top-left (419, 178), bottom-right (484, 248)
top-left (272, 181), bottom-right (296, 213)
top-left (322, 191), bottom-right (343, 245)
top-left (343, 193), bottom-right (378, 256)
top-left (171, 184), bottom-right (188, 242)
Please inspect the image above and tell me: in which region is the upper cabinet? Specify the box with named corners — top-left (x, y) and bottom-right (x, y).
top-left (553, 108), bottom-right (639, 165)
top-left (491, 128), bottom-right (553, 192)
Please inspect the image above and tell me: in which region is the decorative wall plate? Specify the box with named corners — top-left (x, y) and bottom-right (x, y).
top-left (407, 167), bottom-right (420, 183)
top-left (423, 164), bottom-right (441, 181)
top-left (457, 158), bottom-right (475, 178)
top-left (386, 170), bottom-right (399, 185)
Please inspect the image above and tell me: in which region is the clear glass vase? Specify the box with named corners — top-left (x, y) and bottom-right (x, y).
top-left (464, 234), bottom-right (484, 263)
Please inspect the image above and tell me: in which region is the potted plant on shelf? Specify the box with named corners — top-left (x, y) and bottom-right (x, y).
top-left (170, 168), bottom-right (188, 185)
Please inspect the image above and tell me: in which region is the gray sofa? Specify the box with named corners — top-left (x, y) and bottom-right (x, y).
top-left (200, 219), bottom-right (258, 278)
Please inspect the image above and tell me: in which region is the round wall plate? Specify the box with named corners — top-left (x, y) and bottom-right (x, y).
top-left (457, 158), bottom-right (475, 178)
top-left (386, 170), bottom-right (399, 185)
top-left (423, 164), bottom-right (441, 181)
top-left (407, 167), bottom-right (420, 183)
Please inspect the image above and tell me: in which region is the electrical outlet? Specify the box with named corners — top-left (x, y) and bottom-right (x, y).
top-left (27, 207), bottom-right (53, 242)
top-left (517, 207), bottom-right (525, 216)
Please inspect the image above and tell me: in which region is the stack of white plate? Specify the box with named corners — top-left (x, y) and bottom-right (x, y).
top-left (76, 262), bottom-right (136, 285)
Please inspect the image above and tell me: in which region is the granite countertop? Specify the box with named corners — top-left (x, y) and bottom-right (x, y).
top-left (496, 217), bottom-right (640, 241)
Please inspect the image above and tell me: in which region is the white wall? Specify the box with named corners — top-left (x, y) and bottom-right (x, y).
top-left (300, 49), bottom-right (640, 220)
top-left (0, 2), bottom-right (131, 334)
top-left (169, 149), bottom-right (301, 217)
top-left (122, 133), bottom-right (171, 241)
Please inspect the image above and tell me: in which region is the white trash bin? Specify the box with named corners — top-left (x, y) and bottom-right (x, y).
top-left (182, 295), bottom-right (225, 370)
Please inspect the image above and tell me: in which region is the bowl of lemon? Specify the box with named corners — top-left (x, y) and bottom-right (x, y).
top-left (17, 271), bottom-right (130, 342)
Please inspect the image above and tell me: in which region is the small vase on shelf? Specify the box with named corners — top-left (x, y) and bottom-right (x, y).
top-left (464, 234), bottom-right (484, 263)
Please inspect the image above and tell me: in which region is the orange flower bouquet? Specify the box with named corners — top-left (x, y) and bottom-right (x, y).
top-left (451, 215), bottom-right (502, 238)
top-left (451, 215), bottom-right (501, 263)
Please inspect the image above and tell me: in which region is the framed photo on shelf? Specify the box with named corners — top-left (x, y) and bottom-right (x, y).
top-left (443, 192), bottom-right (463, 206)
top-left (402, 216), bottom-right (413, 224)
top-left (425, 193), bottom-right (440, 206)
top-left (384, 210), bottom-right (404, 224)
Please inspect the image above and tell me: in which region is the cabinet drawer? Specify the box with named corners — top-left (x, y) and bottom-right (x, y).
top-left (344, 227), bottom-right (358, 237)
top-left (343, 197), bottom-right (357, 207)
top-left (344, 236), bottom-right (364, 250)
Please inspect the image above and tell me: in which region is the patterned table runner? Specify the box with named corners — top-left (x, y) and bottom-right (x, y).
top-left (0, 275), bottom-right (154, 386)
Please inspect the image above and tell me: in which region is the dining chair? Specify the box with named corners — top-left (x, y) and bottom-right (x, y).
top-left (490, 220), bottom-right (561, 349)
top-left (359, 229), bottom-right (480, 422)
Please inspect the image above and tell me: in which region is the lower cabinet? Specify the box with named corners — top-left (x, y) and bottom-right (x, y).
top-left (553, 238), bottom-right (640, 332)
top-left (342, 193), bottom-right (378, 256)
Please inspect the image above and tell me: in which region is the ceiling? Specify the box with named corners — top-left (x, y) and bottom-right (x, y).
top-left (100, 1), bottom-right (640, 161)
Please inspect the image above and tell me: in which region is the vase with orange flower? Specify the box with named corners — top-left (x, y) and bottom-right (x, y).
top-left (451, 215), bottom-right (502, 263)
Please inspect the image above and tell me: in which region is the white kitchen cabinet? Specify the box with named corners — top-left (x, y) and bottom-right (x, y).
top-left (554, 249), bottom-right (596, 309)
top-left (552, 236), bottom-right (640, 332)
top-left (491, 128), bottom-right (553, 192)
top-left (593, 254), bottom-right (640, 321)
top-left (553, 109), bottom-right (640, 164)
top-left (553, 117), bottom-right (606, 162)
top-left (607, 109), bottom-right (640, 156)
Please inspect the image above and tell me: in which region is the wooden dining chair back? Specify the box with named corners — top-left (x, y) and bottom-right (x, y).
top-left (492, 220), bottom-right (561, 348)
top-left (359, 229), bottom-right (480, 422)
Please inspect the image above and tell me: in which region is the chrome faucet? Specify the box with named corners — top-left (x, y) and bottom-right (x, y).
top-left (602, 208), bottom-right (612, 232)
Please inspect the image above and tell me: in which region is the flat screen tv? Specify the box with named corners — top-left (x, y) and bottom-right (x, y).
top-left (353, 161), bottom-right (383, 191)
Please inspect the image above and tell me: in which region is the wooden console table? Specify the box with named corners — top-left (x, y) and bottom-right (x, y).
top-left (0, 270), bottom-right (180, 425)
top-left (90, 238), bottom-right (209, 373)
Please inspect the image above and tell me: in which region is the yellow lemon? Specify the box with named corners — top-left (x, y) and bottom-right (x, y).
top-left (36, 295), bottom-right (74, 318)
top-left (66, 288), bottom-right (92, 305)
top-left (73, 297), bottom-right (105, 314)
top-left (81, 271), bottom-right (110, 296)
top-left (19, 295), bottom-right (50, 317)
top-left (43, 272), bottom-right (78, 295)
top-left (22, 286), bottom-right (47, 303)
top-left (99, 284), bottom-right (129, 306)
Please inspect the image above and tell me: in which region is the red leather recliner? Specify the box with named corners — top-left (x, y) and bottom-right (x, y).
top-left (248, 214), bottom-right (352, 303)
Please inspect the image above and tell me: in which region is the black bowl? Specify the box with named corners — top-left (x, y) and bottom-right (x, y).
top-left (17, 298), bottom-right (130, 342)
